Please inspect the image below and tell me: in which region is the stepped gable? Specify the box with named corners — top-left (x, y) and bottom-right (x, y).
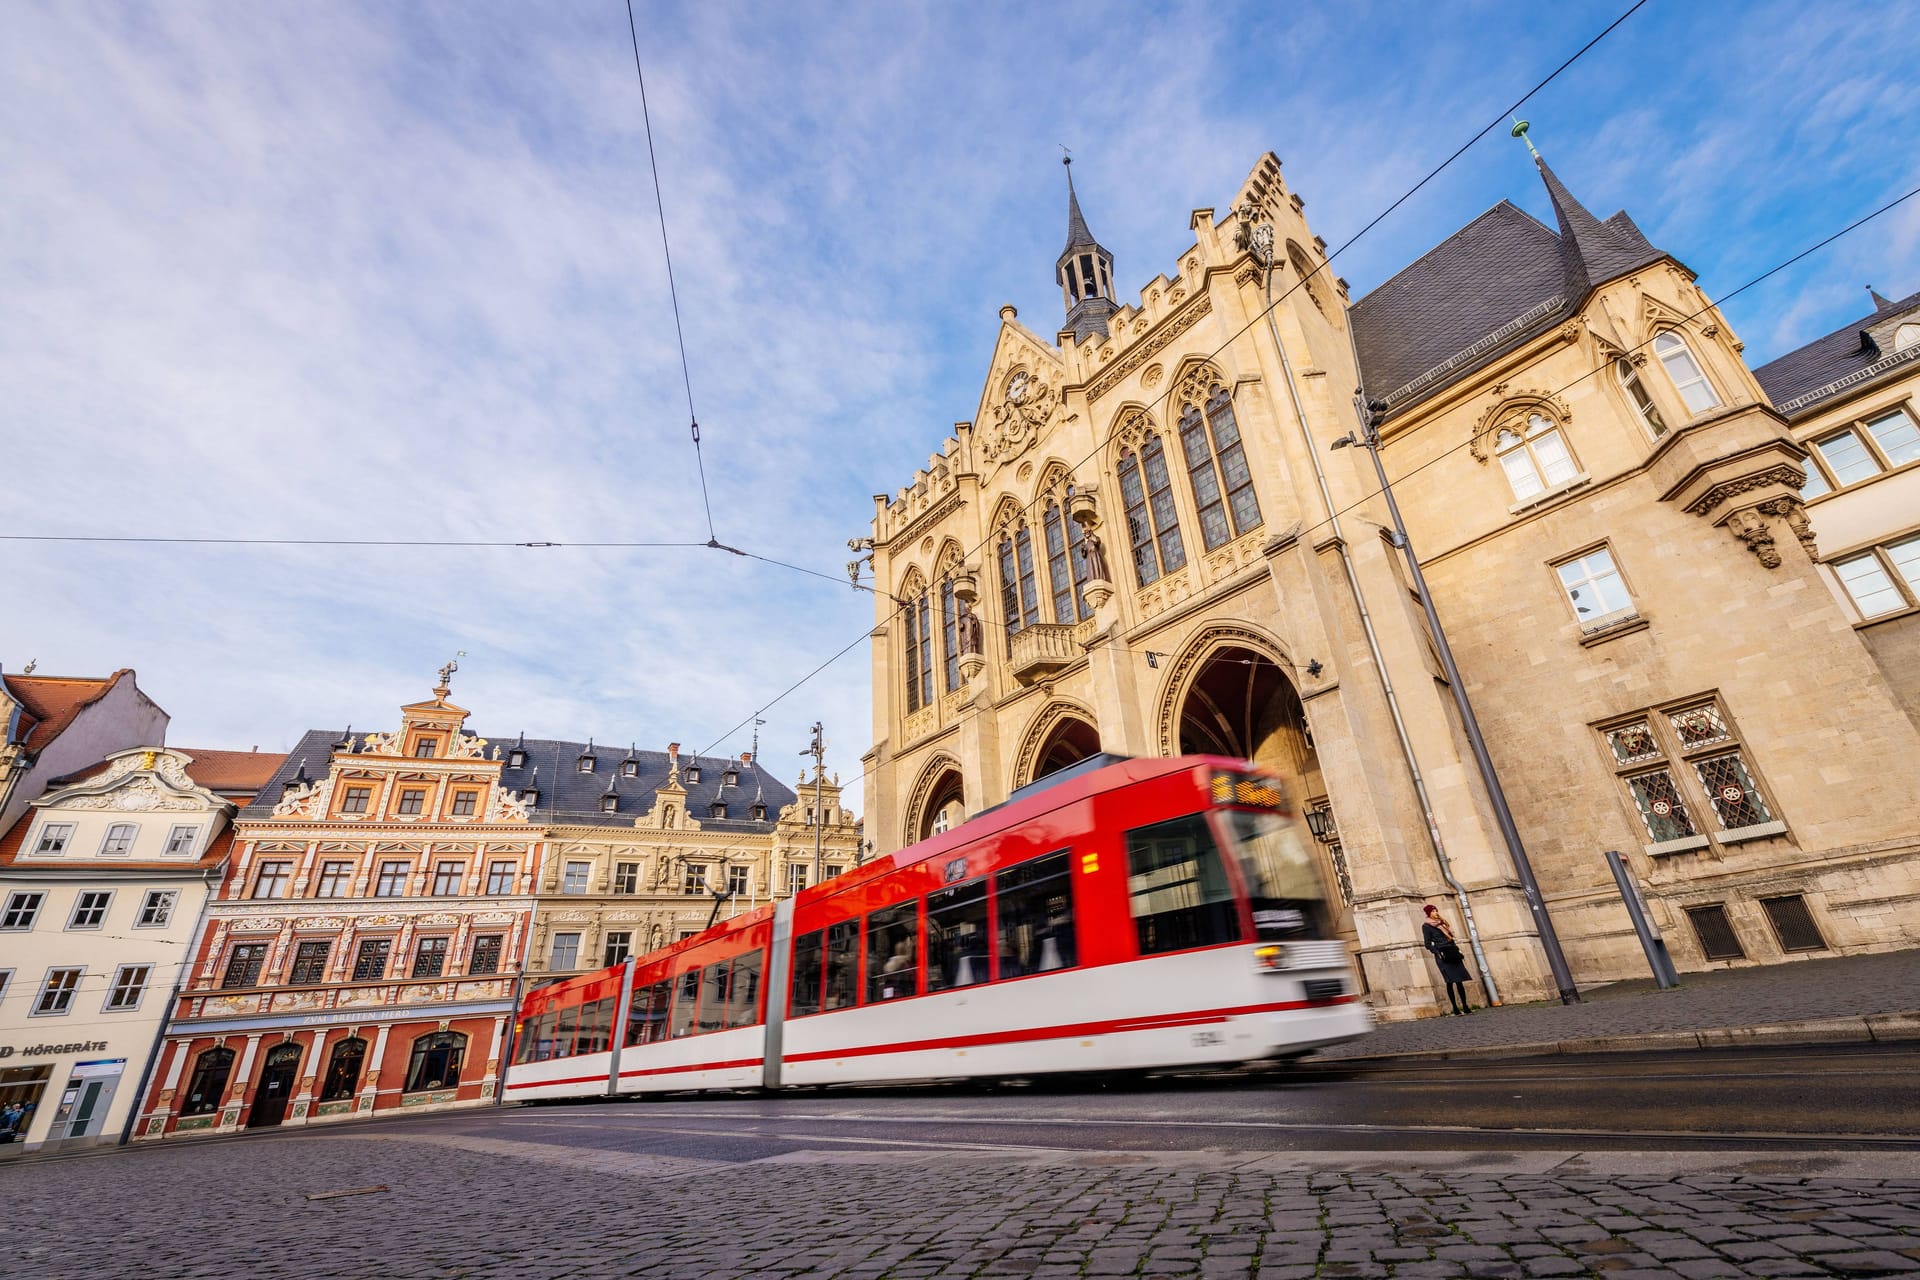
top-left (1754, 286), bottom-right (1920, 415)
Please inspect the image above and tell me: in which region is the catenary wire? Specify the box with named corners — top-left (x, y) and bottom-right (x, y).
top-left (625, 0), bottom-right (716, 544)
top-left (693, 0), bottom-right (1653, 755)
top-left (697, 178), bottom-right (1920, 799)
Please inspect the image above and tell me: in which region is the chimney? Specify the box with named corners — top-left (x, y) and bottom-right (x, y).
top-left (740, 752), bottom-right (753, 766)
top-left (668, 741), bottom-right (680, 762)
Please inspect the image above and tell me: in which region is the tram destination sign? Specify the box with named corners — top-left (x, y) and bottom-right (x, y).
top-left (0, 1039), bottom-right (110, 1059)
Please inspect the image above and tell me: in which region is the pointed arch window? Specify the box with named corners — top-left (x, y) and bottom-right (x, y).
top-left (902, 583), bottom-right (933, 713)
top-left (998, 525), bottom-right (1041, 643)
top-left (1178, 385), bottom-right (1262, 550)
top-left (1042, 501), bottom-right (1091, 622)
top-left (940, 577), bottom-right (961, 692)
top-left (1496, 414), bottom-right (1580, 503)
top-left (1654, 332), bottom-right (1721, 415)
top-left (1118, 435), bottom-right (1186, 586)
top-left (1616, 359), bottom-right (1668, 438)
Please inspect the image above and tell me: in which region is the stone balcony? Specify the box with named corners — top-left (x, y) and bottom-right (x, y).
top-left (1008, 622), bottom-right (1082, 685)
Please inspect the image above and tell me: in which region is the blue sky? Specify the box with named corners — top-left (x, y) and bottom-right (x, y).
top-left (4, 0), bottom-right (1916, 809)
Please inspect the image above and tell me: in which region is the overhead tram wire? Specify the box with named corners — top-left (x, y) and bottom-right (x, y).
top-left (624, 0), bottom-right (717, 547)
top-left (0, 534), bottom-right (713, 549)
top-left (690, 0), bottom-right (1653, 756)
top-left (741, 177), bottom-right (1920, 798)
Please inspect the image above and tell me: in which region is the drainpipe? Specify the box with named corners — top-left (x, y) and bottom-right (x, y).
top-left (1254, 231), bottom-right (1500, 1005)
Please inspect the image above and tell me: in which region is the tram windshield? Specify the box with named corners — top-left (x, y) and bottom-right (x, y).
top-left (1218, 808), bottom-right (1334, 940)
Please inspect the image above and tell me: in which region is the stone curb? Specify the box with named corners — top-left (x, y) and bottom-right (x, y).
top-left (1309, 1008), bottom-right (1920, 1065)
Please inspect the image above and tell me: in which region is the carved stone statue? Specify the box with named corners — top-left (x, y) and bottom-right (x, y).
top-left (1080, 530), bottom-right (1112, 584)
top-left (956, 604), bottom-right (983, 656)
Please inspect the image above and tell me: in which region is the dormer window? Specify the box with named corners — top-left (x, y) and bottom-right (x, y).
top-left (622, 761), bottom-right (639, 778)
top-left (710, 803), bottom-right (726, 819)
top-left (508, 749), bottom-right (526, 769)
top-left (601, 795), bottom-right (618, 813)
top-left (751, 804), bottom-right (767, 821)
top-left (577, 755), bottom-right (595, 773)
top-left (414, 738), bottom-right (438, 758)
top-left (524, 787), bottom-right (540, 807)
top-left (724, 770), bottom-right (738, 786)
top-left (685, 766), bottom-right (701, 783)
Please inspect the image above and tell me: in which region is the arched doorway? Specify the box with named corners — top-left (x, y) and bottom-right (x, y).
top-left (1032, 717), bottom-right (1100, 780)
top-left (247, 1042), bottom-right (303, 1128)
top-left (1172, 644), bottom-right (1317, 784)
top-left (909, 762), bottom-right (966, 843)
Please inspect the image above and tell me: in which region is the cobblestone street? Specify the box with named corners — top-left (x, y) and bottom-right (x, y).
top-left (11, 1122), bottom-right (1920, 1279)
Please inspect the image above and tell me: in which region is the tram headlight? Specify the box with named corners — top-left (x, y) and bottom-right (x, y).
top-left (1254, 944), bottom-right (1289, 971)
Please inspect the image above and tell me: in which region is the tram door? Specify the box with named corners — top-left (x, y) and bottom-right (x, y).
top-left (248, 1043), bottom-right (303, 1128)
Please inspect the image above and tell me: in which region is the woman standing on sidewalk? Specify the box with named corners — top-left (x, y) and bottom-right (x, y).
top-left (1422, 903), bottom-right (1474, 1016)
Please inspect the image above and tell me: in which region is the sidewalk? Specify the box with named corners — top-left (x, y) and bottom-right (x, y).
top-left (1312, 948), bottom-right (1920, 1062)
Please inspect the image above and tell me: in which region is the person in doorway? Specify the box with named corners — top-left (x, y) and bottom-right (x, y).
top-left (1422, 903), bottom-right (1474, 1015)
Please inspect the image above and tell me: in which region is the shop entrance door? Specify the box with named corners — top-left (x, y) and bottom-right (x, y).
top-left (247, 1043), bottom-right (303, 1128)
top-left (49, 1060), bottom-right (125, 1142)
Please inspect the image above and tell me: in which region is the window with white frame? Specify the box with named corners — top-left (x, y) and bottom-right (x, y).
top-left (35, 967), bottom-right (83, 1015)
top-left (1495, 413), bottom-right (1580, 502)
top-left (1832, 533), bottom-right (1920, 619)
top-left (1803, 407), bottom-right (1920, 497)
top-left (106, 964), bottom-right (151, 1011)
top-left (164, 824), bottom-right (199, 855)
top-left (251, 860), bottom-right (292, 899)
top-left (33, 823), bottom-right (74, 856)
top-left (2, 891), bottom-right (45, 930)
top-left (1615, 359), bottom-right (1668, 438)
top-left (314, 861), bottom-right (353, 897)
top-left (786, 864), bottom-right (808, 894)
top-left (612, 861), bottom-right (640, 894)
top-left (137, 889), bottom-right (178, 927)
top-left (1653, 331), bottom-right (1721, 414)
top-left (550, 932), bottom-right (581, 970)
top-left (682, 864), bottom-right (707, 895)
top-left (728, 865), bottom-right (750, 896)
top-left (603, 931), bottom-right (632, 967)
top-left (562, 861), bottom-right (590, 894)
top-left (1553, 546), bottom-right (1636, 631)
top-left (1601, 696), bottom-right (1779, 850)
top-left (99, 823), bottom-right (137, 855)
top-left (68, 890), bottom-right (112, 930)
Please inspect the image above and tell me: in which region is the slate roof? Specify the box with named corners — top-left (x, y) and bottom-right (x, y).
top-left (244, 729), bottom-right (798, 833)
top-left (1061, 171), bottom-right (1101, 258)
top-left (1350, 159), bottom-right (1667, 414)
top-left (1, 669), bottom-right (133, 753)
top-left (1752, 287), bottom-right (1920, 416)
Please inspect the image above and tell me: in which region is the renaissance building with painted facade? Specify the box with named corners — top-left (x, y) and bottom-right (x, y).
top-left (858, 151), bottom-right (1920, 1017)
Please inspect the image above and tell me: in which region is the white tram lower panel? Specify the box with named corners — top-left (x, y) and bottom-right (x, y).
top-left (777, 946), bottom-right (1367, 1087)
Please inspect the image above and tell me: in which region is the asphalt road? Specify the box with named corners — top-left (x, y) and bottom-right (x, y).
top-left (360, 1041), bottom-right (1920, 1157)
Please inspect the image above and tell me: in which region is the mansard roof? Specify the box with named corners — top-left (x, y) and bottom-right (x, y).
top-left (1351, 162), bottom-right (1666, 414)
top-left (1753, 286), bottom-right (1920, 417)
top-left (243, 729), bottom-right (795, 832)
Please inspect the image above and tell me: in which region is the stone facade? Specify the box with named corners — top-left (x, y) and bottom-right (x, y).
top-left (859, 152), bottom-right (1920, 1019)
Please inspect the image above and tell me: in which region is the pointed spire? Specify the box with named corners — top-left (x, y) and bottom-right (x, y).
top-left (1056, 155), bottom-right (1117, 343)
top-left (1869, 285), bottom-right (1896, 313)
top-left (1515, 128), bottom-right (1662, 303)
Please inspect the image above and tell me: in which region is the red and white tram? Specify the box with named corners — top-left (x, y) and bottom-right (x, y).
top-left (504, 754), bottom-right (1370, 1101)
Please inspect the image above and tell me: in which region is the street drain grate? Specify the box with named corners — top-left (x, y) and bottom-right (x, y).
top-left (305, 1185), bottom-right (390, 1201)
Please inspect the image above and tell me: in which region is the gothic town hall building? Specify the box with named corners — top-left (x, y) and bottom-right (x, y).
top-left (858, 151), bottom-right (1920, 1018)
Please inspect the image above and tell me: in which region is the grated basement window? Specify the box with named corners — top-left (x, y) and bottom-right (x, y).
top-left (1685, 904), bottom-right (1746, 961)
top-left (1761, 895), bottom-right (1827, 953)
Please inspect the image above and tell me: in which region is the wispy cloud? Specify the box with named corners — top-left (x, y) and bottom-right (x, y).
top-left (4, 1), bottom-right (1916, 809)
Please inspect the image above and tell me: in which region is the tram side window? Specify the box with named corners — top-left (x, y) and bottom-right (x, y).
top-left (726, 950), bottom-right (764, 1028)
top-left (927, 876), bottom-right (990, 991)
top-left (824, 920), bottom-right (860, 1010)
top-left (521, 1011), bottom-right (557, 1063)
top-left (994, 850), bottom-right (1077, 978)
top-left (866, 903), bottom-right (919, 1003)
top-left (578, 996), bottom-right (614, 1055)
top-left (790, 930), bottom-right (825, 1016)
top-left (553, 1001), bottom-right (580, 1059)
top-left (1126, 815), bottom-right (1242, 956)
top-left (669, 968), bottom-right (702, 1038)
top-left (626, 981), bottom-right (670, 1047)
top-left (698, 963), bottom-right (732, 1034)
